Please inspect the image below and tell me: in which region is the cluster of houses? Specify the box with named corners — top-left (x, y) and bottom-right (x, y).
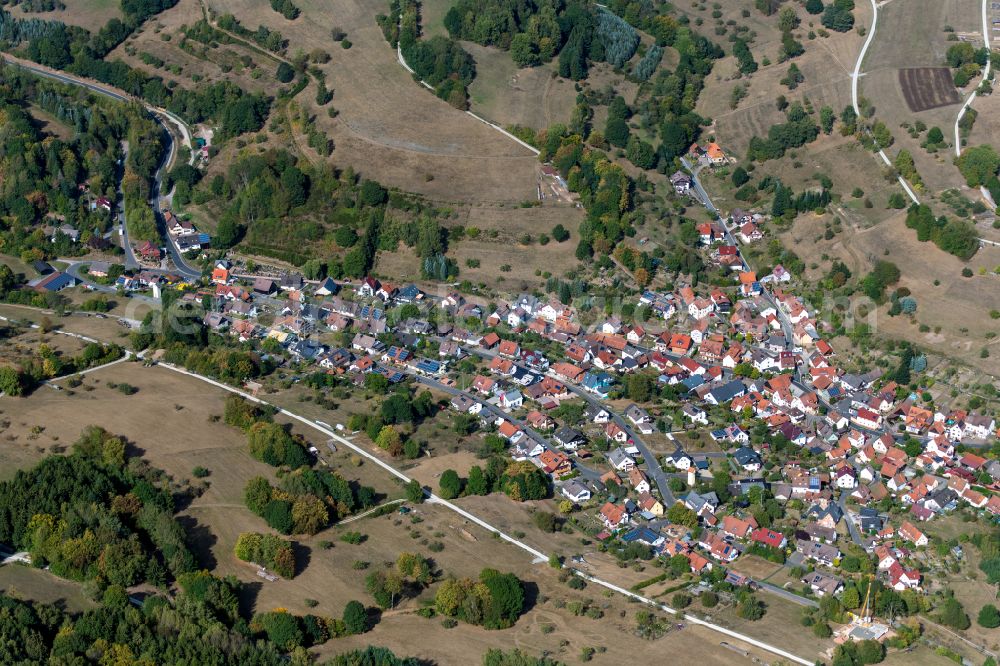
top-left (165, 211), bottom-right (211, 254)
top-left (103, 248), bottom-right (997, 607)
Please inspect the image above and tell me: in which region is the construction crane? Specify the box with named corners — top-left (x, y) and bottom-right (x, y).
top-left (858, 573), bottom-right (876, 624)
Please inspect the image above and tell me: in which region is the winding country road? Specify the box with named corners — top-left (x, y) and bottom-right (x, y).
top-left (849, 0), bottom-right (1000, 248)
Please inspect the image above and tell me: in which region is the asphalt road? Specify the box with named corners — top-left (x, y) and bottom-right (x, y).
top-left (557, 379), bottom-right (677, 506)
top-left (838, 489), bottom-right (865, 546)
top-left (680, 156), bottom-right (718, 216)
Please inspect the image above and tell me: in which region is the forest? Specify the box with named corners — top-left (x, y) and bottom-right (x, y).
top-left (0, 67), bottom-right (161, 259)
top-left (0, 581), bottom-right (421, 663)
top-left (191, 148), bottom-right (456, 277)
top-left (0, 7), bottom-right (271, 135)
top-left (0, 426), bottom-right (195, 586)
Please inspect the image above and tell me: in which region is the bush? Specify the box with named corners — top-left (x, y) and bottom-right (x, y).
top-left (978, 604), bottom-right (1000, 628)
top-left (813, 622), bottom-right (832, 638)
top-left (340, 531), bottom-right (366, 545)
top-left (276, 62), bottom-right (295, 83)
top-left (438, 469), bottom-right (462, 499)
top-left (343, 600), bottom-right (367, 634)
top-left (234, 532), bottom-right (296, 578)
top-left (937, 596), bottom-right (970, 630)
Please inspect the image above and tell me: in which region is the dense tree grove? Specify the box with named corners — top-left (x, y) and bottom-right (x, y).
top-left (0, 578), bottom-right (416, 662)
top-left (539, 125), bottom-right (633, 260)
top-left (235, 532), bottom-right (297, 577)
top-left (821, 0), bottom-right (855, 32)
top-left (269, 0), bottom-right (299, 19)
top-left (434, 568), bottom-right (525, 628)
top-left (956, 144), bottom-right (1000, 187)
top-left (632, 43), bottom-right (662, 81)
top-left (733, 38), bottom-right (757, 74)
top-left (747, 102), bottom-right (820, 162)
top-left (594, 8), bottom-right (639, 68)
top-left (0, 426), bottom-right (195, 587)
top-left (379, 0), bottom-right (475, 107)
top-left (859, 260), bottom-right (901, 302)
top-left (903, 203), bottom-right (980, 260)
top-left (243, 467), bottom-right (375, 535)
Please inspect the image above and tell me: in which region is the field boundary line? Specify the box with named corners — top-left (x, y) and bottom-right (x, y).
top-left (150, 360), bottom-right (812, 666)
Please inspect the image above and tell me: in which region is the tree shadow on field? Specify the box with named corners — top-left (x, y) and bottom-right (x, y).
top-left (522, 580), bottom-right (540, 614)
top-left (177, 515), bottom-right (218, 570)
top-left (238, 581), bottom-right (263, 618)
top-left (125, 440), bottom-right (146, 459)
top-left (293, 542), bottom-right (312, 577)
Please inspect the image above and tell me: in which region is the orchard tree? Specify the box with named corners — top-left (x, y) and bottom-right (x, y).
top-left (405, 479), bottom-right (425, 503)
top-left (439, 469), bottom-right (462, 499)
top-left (978, 604), bottom-right (1000, 628)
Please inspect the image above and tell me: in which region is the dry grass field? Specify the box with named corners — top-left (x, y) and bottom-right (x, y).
top-left (0, 359), bottom-right (811, 666)
top-left (694, 2), bottom-right (864, 157)
top-left (860, 0), bottom-right (980, 192)
top-left (28, 104), bottom-right (75, 140)
top-left (780, 209), bottom-right (1000, 373)
top-left (315, 593), bottom-right (783, 666)
top-left (7, 0), bottom-right (122, 31)
top-left (106, 0), bottom-right (283, 95)
top-left (965, 84), bottom-right (1000, 151)
top-left (200, 0), bottom-right (539, 204)
top-left (418, 0), bottom-right (451, 39)
top-left (700, 133), bottom-right (900, 218)
top-left (464, 42), bottom-right (576, 131)
top-left (0, 565), bottom-right (97, 613)
top-left (702, 592), bottom-right (835, 662)
top-left (373, 202), bottom-right (585, 290)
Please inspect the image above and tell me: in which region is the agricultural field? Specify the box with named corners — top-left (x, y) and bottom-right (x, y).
top-left (899, 68), bottom-right (961, 112)
top-left (860, 0), bottom-right (981, 192)
top-left (201, 0), bottom-right (540, 204)
top-left (6, 0), bottom-right (122, 31)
